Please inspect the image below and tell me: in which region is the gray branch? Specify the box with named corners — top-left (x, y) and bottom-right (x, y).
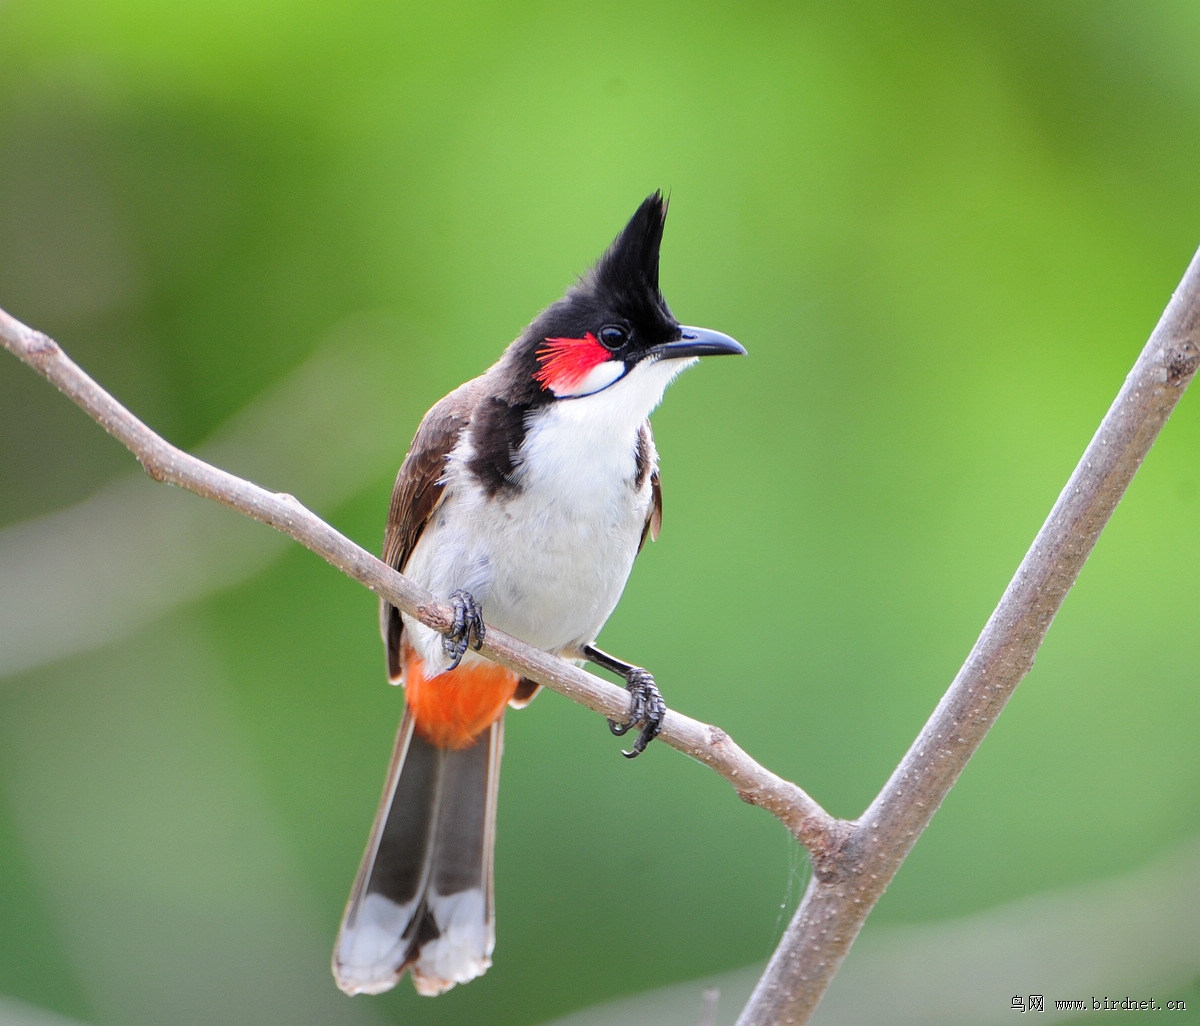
top-left (4, 232), bottom-right (1198, 1026)
top-left (735, 245), bottom-right (1200, 1025)
top-left (0, 305), bottom-right (837, 861)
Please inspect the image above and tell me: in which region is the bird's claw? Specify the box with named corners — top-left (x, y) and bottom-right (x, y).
top-left (443, 589), bottom-right (485, 671)
top-left (607, 667), bottom-right (665, 758)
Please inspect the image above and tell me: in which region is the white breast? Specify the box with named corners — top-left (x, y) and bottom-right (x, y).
top-left (402, 356), bottom-right (686, 673)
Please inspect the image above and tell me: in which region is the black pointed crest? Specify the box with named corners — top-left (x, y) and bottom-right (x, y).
top-left (563, 191), bottom-right (676, 342)
top-left (494, 192), bottom-right (681, 412)
top-left (593, 191), bottom-right (668, 297)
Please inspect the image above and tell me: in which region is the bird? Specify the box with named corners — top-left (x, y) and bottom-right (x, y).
top-left (332, 192), bottom-right (745, 997)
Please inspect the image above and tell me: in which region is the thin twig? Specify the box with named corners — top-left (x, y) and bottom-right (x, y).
top-left (0, 304), bottom-right (839, 860)
top-left (5, 230), bottom-right (1199, 1026)
top-left (734, 241), bottom-right (1200, 1026)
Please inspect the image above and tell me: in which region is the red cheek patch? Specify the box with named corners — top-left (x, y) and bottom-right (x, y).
top-left (534, 333), bottom-right (611, 392)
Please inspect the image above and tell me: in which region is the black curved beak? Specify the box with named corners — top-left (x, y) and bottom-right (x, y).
top-left (650, 325), bottom-right (746, 361)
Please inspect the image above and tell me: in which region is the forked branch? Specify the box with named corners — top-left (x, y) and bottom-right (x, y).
top-left (735, 242), bottom-right (1200, 1025)
top-left (4, 235), bottom-right (1199, 1026)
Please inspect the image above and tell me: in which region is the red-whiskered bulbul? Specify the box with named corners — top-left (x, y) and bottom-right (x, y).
top-left (332, 193), bottom-right (744, 996)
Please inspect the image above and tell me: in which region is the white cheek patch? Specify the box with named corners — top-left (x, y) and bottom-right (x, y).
top-left (551, 359), bottom-right (625, 398)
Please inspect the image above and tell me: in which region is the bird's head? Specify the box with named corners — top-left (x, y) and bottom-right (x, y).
top-left (508, 192), bottom-right (744, 402)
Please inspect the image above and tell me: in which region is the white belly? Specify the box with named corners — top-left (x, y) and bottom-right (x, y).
top-left (402, 386), bottom-right (659, 673)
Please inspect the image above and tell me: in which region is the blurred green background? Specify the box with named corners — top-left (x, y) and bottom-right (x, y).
top-left (2, 2), bottom-right (1200, 1024)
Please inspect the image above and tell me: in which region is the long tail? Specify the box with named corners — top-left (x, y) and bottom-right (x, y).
top-left (333, 708), bottom-right (503, 996)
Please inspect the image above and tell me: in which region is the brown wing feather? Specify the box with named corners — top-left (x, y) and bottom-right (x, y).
top-left (382, 380), bottom-right (482, 681)
top-left (635, 420), bottom-right (662, 554)
top-left (639, 469), bottom-right (662, 552)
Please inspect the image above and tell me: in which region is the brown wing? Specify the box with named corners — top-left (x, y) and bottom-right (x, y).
top-left (638, 469), bottom-right (662, 553)
top-left (635, 420), bottom-right (662, 553)
top-left (381, 379), bottom-right (481, 682)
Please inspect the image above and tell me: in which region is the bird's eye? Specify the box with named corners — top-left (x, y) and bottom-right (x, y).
top-left (598, 325), bottom-right (627, 350)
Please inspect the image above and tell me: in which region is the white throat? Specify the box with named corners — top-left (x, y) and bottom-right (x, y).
top-left (520, 355), bottom-right (691, 488)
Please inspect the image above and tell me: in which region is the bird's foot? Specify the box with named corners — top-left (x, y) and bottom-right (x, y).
top-left (607, 667), bottom-right (665, 758)
top-left (443, 589), bottom-right (485, 671)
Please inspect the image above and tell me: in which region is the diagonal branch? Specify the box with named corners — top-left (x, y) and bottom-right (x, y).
top-left (0, 304), bottom-right (839, 861)
top-left (6, 228), bottom-right (1199, 1026)
top-left (734, 241), bottom-right (1200, 1025)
